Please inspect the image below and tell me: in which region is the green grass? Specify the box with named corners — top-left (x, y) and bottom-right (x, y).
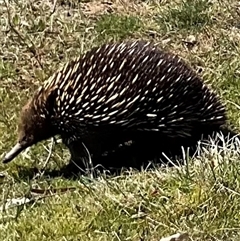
top-left (157, 0), bottom-right (213, 32)
top-left (0, 0), bottom-right (240, 240)
top-left (95, 14), bottom-right (143, 41)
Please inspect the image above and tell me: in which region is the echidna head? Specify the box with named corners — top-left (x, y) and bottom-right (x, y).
top-left (3, 99), bottom-right (54, 164)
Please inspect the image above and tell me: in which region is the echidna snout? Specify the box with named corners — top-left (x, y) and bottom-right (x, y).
top-left (3, 99), bottom-right (54, 163)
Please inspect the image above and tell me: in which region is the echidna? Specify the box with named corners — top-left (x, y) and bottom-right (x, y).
top-left (2, 41), bottom-right (238, 169)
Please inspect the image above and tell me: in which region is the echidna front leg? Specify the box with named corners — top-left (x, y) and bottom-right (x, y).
top-left (62, 138), bottom-right (92, 173)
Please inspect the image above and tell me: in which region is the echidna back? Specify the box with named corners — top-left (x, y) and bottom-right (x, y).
top-left (37, 41), bottom-right (226, 143)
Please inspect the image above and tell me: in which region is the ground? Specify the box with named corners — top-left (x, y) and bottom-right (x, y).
top-left (0, 0), bottom-right (240, 240)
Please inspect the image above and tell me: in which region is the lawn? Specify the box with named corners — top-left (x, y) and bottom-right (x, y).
top-left (0, 0), bottom-right (240, 240)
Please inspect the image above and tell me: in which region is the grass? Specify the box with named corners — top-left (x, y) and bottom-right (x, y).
top-left (0, 0), bottom-right (240, 240)
top-left (157, 0), bottom-right (213, 32)
top-left (95, 14), bottom-right (143, 41)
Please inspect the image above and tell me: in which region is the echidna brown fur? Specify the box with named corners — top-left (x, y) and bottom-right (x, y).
top-left (2, 41), bottom-right (237, 170)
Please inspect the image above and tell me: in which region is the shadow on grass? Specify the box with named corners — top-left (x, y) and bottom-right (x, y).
top-left (13, 126), bottom-right (240, 181)
top-left (14, 148), bottom-right (184, 181)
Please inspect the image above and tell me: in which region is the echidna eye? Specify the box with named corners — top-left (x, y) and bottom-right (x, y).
top-left (19, 135), bottom-right (27, 144)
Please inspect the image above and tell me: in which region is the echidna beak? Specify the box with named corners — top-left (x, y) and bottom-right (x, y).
top-left (2, 143), bottom-right (26, 164)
